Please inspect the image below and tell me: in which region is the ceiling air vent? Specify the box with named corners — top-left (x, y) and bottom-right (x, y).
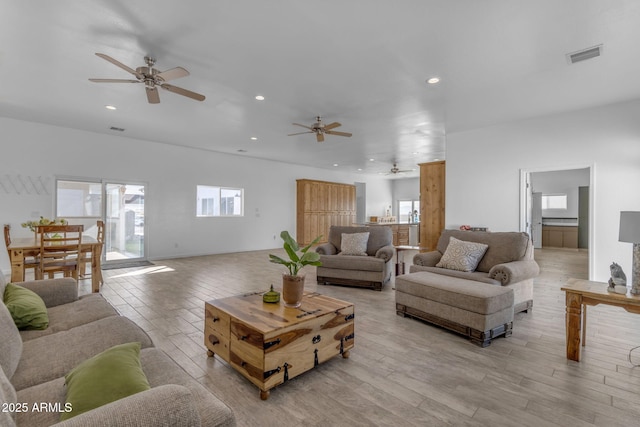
top-left (109, 126), bottom-right (125, 132)
top-left (566, 44), bottom-right (602, 64)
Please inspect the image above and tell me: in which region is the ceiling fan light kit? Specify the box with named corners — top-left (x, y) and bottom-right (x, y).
top-left (288, 116), bottom-right (352, 143)
top-left (89, 53), bottom-right (206, 104)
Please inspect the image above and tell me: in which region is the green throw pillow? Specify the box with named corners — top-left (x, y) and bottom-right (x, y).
top-left (61, 342), bottom-right (150, 421)
top-left (3, 283), bottom-right (49, 330)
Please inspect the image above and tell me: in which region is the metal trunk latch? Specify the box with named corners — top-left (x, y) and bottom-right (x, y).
top-left (263, 366), bottom-right (281, 380)
top-left (263, 338), bottom-right (281, 350)
top-left (340, 333), bottom-right (355, 355)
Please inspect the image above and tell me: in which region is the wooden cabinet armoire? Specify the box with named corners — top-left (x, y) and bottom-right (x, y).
top-left (419, 161), bottom-right (446, 251)
top-left (296, 179), bottom-right (356, 246)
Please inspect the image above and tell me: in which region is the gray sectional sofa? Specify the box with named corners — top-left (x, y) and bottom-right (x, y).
top-left (396, 230), bottom-right (539, 346)
top-left (1, 274), bottom-right (235, 427)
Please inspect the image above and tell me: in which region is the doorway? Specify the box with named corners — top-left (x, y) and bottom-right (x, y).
top-left (520, 165), bottom-right (594, 279)
top-left (104, 182), bottom-right (146, 263)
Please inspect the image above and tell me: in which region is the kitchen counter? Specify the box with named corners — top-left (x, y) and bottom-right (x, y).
top-left (356, 223), bottom-right (418, 245)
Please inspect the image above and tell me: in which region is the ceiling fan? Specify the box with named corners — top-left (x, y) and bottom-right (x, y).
top-left (288, 116), bottom-right (352, 142)
top-left (386, 163), bottom-right (414, 175)
top-left (89, 53), bottom-right (205, 104)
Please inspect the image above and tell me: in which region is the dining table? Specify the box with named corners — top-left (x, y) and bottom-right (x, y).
top-left (7, 235), bottom-right (103, 293)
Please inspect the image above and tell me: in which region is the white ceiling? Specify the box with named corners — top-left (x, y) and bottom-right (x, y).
top-left (2, 1), bottom-right (639, 178)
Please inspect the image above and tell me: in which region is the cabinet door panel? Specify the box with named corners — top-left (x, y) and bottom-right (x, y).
top-left (297, 180), bottom-right (356, 245)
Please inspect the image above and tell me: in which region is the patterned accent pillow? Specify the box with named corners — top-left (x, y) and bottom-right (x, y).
top-left (436, 236), bottom-right (489, 272)
top-left (339, 232), bottom-right (370, 256)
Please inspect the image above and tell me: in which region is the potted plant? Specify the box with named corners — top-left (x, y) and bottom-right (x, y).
top-left (269, 231), bottom-right (322, 307)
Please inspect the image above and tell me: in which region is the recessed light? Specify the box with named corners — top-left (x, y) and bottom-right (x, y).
top-left (357, 168), bottom-right (363, 171)
top-left (333, 164), bottom-right (339, 167)
top-left (105, 105), bottom-right (117, 110)
top-left (255, 95), bottom-right (265, 101)
top-left (250, 137), bottom-right (257, 140)
top-left (427, 77), bottom-right (440, 84)
top-left (369, 158), bottom-right (375, 162)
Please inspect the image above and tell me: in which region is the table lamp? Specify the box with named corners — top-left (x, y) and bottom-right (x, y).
top-left (619, 211), bottom-right (640, 294)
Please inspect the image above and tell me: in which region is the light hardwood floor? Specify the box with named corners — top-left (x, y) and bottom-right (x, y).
top-left (75, 248), bottom-right (640, 427)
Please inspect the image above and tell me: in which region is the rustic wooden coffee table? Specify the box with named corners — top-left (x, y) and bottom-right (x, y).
top-left (204, 291), bottom-right (354, 400)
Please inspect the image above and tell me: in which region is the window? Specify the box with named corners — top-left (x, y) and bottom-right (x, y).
top-left (56, 179), bottom-right (102, 218)
top-left (398, 200), bottom-right (420, 223)
top-left (196, 185), bottom-right (244, 217)
top-left (541, 194), bottom-right (567, 210)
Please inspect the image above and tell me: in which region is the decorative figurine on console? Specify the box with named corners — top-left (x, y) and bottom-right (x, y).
top-left (607, 262), bottom-right (627, 294)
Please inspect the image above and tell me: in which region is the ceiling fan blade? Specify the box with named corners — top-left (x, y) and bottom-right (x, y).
top-left (325, 130), bottom-right (352, 137)
top-left (156, 67), bottom-right (189, 82)
top-left (160, 83), bottom-right (206, 101)
top-left (323, 122), bottom-right (341, 130)
top-left (316, 133), bottom-right (324, 143)
top-left (292, 123), bottom-right (313, 131)
top-left (95, 53), bottom-right (143, 79)
top-left (88, 78), bottom-right (140, 83)
top-left (287, 131), bottom-right (314, 136)
top-left (146, 87), bottom-right (160, 104)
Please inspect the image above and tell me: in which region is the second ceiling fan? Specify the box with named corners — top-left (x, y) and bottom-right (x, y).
top-left (386, 163), bottom-right (414, 175)
top-left (288, 116), bottom-right (352, 142)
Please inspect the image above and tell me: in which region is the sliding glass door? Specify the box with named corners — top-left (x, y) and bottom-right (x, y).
top-left (104, 182), bottom-right (146, 263)
top-left (56, 178), bottom-right (147, 265)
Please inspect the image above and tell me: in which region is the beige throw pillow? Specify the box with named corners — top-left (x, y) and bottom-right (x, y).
top-left (339, 232), bottom-right (370, 256)
top-left (436, 236), bottom-right (488, 272)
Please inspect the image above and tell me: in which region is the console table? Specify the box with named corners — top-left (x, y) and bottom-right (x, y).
top-left (562, 278), bottom-right (640, 361)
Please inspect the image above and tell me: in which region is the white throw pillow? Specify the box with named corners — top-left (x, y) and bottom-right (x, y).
top-left (339, 232), bottom-right (370, 256)
top-left (436, 236), bottom-right (488, 272)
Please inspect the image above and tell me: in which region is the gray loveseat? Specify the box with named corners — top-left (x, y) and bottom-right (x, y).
top-left (395, 230), bottom-right (539, 346)
top-left (1, 274), bottom-right (235, 427)
top-left (315, 225), bottom-right (395, 291)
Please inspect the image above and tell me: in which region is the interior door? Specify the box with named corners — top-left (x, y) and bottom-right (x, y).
top-left (104, 182), bottom-right (146, 263)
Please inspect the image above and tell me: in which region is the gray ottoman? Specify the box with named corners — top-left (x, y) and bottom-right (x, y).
top-left (395, 271), bottom-right (514, 347)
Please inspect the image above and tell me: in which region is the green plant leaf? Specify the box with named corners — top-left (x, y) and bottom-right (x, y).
top-left (300, 234), bottom-right (323, 254)
top-left (280, 231), bottom-right (300, 252)
top-left (300, 251), bottom-right (320, 263)
top-left (268, 254), bottom-right (289, 266)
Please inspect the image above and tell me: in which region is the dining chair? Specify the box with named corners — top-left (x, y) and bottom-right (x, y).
top-left (79, 220), bottom-right (105, 285)
top-left (36, 224), bottom-right (84, 281)
top-left (4, 224), bottom-right (39, 281)
top-left (95, 220), bottom-right (105, 285)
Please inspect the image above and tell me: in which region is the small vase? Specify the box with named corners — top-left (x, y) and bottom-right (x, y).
top-left (282, 274), bottom-right (305, 308)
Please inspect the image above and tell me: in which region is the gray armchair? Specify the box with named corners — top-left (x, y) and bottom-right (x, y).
top-left (410, 229), bottom-right (539, 313)
top-left (315, 225), bottom-right (395, 291)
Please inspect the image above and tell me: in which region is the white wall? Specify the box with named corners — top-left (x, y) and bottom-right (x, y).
top-left (0, 117), bottom-right (393, 272)
top-left (392, 177), bottom-right (420, 216)
top-left (446, 99), bottom-right (640, 281)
